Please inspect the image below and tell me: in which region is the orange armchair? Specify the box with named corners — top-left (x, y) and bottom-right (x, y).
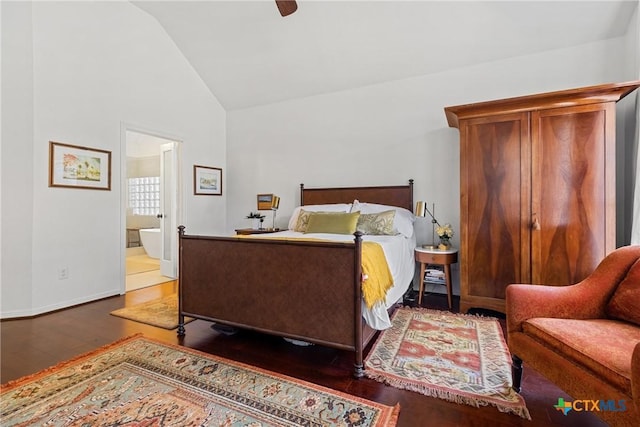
top-left (506, 245), bottom-right (640, 427)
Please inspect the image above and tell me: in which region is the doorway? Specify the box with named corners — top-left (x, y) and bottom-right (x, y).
top-left (121, 127), bottom-right (182, 293)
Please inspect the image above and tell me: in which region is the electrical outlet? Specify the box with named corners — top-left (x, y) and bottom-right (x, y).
top-left (58, 267), bottom-right (69, 280)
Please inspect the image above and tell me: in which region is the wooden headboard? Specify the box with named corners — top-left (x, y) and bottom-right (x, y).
top-left (300, 179), bottom-right (414, 211)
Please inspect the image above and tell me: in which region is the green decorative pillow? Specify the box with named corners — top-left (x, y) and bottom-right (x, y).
top-left (606, 259), bottom-right (640, 326)
top-left (304, 211), bottom-right (361, 234)
top-left (293, 209), bottom-right (314, 232)
top-left (356, 210), bottom-right (397, 235)
top-left (294, 209), bottom-right (349, 232)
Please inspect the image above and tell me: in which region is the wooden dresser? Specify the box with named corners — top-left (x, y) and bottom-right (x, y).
top-left (445, 81), bottom-right (640, 314)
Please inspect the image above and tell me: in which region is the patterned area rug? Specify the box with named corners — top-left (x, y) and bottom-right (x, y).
top-left (110, 294), bottom-right (194, 329)
top-left (1, 335), bottom-right (399, 426)
top-left (364, 307), bottom-right (530, 419)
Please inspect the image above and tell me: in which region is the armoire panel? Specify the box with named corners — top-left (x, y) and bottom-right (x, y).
top-left (532, 105), bottom-right (610, 285)
top-left (461, 114), bottom-right (528, 307)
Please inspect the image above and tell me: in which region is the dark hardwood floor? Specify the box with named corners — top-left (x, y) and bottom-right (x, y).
top-left (1, 282), bottom-right (606, 427)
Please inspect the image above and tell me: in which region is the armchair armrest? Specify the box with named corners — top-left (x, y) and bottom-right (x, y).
top-left (506, 246), bottom-right (640, 336)
top-left (506, 283), bottom-right (597, 335)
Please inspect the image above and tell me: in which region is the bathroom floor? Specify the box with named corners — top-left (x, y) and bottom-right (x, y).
top-left (125, 248), bottom-right (173, 292)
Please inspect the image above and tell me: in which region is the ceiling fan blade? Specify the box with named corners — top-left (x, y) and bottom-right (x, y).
top-left (275, 0), bottom-right (297, 17)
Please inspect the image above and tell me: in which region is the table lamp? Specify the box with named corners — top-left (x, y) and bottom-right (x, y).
top-left (415, 201), bottom-right (440, 249)
top-left (271, 195), bottom-right (280, 230)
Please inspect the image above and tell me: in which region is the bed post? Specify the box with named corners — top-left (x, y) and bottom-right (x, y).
top-left (408, 178), bottom-right (414, 208)
top-left (300, 183), bottom-right (305, 205)
top-left (177, 225), bottom-right (186, 337)
top-left (353, 231), bottom-right (365, 378)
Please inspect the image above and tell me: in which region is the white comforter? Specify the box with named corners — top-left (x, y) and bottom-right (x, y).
top-left (249, 230), bottom-right (416, 330)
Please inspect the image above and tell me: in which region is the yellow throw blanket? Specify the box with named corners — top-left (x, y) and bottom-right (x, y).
top-left (361, 241), bottom-right (394, 309)
top-left (235, 235), bottom-right (394, 309)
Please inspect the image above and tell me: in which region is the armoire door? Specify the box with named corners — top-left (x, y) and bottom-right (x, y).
top-left (531, 103), bottom-right (616, 285)
top-left (460, 112), bottom-right (531, 313)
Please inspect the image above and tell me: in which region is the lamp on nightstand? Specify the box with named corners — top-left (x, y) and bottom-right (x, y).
top-left (415, 201), bottom-right (441, 249)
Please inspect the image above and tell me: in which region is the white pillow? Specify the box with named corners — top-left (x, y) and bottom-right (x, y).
top-left (287, 203), bottom-right (352, 230)
top-left (351, 200), bottom-right (415, 238)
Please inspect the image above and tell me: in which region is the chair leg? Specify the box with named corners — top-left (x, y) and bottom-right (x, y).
top-left (512, 355), bottom-right (523, 393)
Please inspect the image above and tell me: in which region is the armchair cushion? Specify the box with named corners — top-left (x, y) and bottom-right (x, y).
top-left (523, 318), bottom-right (640, 395)
top-left (606, 258), bottom-right (640, 326)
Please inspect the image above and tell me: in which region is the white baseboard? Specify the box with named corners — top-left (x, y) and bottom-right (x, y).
top-left (0, 289), bottom-right (121, 319)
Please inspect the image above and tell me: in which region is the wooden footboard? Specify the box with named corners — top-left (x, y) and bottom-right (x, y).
top-left (177, 226), bottom-right (368, 377)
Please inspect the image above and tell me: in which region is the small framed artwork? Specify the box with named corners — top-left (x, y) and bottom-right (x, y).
top-left (49, 141), bottom-right (112, 190)
top-left (194, 165), bottom-right (222, 195)
top-left (257, 193), bottom-right (274, 210)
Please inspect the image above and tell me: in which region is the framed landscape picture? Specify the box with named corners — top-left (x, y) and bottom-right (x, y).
top-left (257, 193), bottom-right (274, 210)
top-left (194, 165), bottom-right (222, 195)
top-left (49, 141), bottom-right (112, 190)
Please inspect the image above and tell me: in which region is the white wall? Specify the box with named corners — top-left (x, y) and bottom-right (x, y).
top-left (1, 1), bottom-right (226, 318)
top-left (227, 36), bottom-right (630, 295)
top-left (1, 1), bottom-right (35, 314)
top-left (227, 36), bottom-right (629, 237)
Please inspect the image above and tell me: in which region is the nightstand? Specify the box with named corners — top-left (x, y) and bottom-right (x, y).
top-left (415, 247), bottom-right (458, 309)
top-left (235, 228), bottom-right (284, 235)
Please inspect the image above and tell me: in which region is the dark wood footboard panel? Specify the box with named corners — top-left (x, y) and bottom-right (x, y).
top-left (178, 228), bottom-right (364, 354)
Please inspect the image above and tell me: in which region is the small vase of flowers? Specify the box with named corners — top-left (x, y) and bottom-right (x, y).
top-left (436, 223), bottom-right (454, 249)
top-left (246, 212), bottom-right (265, 229)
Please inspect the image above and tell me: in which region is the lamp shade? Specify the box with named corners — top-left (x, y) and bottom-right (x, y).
top-left (415, 201), bottom-right (426, 217)
top-left (271, 195), bottom-right (280, 210)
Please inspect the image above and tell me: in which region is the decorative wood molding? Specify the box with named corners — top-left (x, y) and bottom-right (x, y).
top-left (445, 80), bottom-right (640, 128)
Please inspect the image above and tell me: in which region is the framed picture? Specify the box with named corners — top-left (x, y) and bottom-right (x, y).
top-left (49, 141), bottom-right (112, 190)
top-left (194, 165), bottom-right (222, 195)
top-left (257, 193), bottom-right (274, 210)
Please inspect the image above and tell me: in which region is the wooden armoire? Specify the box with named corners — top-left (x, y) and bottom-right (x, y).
top-left (444, 81), bottom-right (640, 314)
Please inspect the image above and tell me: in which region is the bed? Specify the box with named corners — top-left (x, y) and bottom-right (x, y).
top-left (177, 180), bottom-right (415, 377)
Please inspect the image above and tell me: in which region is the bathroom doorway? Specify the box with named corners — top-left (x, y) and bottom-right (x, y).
top-left (122, 127), bottom-right (182, 292)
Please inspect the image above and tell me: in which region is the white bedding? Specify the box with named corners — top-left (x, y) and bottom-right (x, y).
top-left (250, 230), bottom-right (416, 330)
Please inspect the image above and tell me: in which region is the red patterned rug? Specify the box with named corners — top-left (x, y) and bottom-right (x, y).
top-left (2, 335), bottom-right (399, 426)
top-left (364, 307), bottom-right (530, 419)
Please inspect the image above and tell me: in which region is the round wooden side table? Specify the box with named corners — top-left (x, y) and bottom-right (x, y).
top-left (414, 247), bottom-right (458, 309)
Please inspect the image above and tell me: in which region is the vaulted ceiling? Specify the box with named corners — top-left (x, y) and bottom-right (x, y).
top-left (134, 1), bottom-right (638, 110)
